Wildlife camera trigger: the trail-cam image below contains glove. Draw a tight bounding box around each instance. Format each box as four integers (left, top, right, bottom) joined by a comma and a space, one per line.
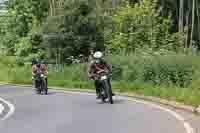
88, 74, 96, 80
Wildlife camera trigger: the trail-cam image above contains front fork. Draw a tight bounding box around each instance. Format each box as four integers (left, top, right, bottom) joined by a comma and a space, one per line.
102, 79, 111, 97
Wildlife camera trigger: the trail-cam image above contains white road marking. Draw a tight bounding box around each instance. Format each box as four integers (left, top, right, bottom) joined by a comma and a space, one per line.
0, 103, 5, 114
0, 97, 15, 120
124, 97, 195, 133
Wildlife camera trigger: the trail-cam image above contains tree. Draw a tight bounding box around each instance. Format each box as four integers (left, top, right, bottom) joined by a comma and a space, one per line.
158, 0, 200, 48
190, 0, 195, 48
106, 0, 184, 53
42, 0, 105, 63
1, 0, 49, 58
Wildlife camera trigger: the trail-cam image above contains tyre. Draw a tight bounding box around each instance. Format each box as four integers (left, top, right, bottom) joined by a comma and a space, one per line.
101, 95, 106, 103
105, 80, 113, 104
42, 79, 48, 95
44, 88, 48, 95
36, 88, 41, 94
35, 80, 41, 94
100, 88, 106, 103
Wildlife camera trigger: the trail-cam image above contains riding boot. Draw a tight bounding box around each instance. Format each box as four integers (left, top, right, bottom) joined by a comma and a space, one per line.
45, 78, 48, 89
108, 78, 115, 96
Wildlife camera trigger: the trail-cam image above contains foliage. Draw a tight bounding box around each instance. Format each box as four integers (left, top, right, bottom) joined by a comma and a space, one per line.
106, 0, 184, 53
42, 0, 105, 63
0, 0, 49, 60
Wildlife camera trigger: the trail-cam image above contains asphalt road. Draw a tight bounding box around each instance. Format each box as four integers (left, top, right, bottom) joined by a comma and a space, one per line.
0, 85, 188, 133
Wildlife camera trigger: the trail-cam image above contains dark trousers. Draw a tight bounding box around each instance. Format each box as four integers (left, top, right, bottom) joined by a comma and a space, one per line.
45, 78, 48, 88
95, 80, 101, 96
34, 80, 40, 89
95, 79, 112, 96
34, 78, 48, 89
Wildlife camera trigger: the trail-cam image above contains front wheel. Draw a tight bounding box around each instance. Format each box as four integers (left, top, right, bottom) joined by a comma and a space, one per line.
36, 89, 41, 94
41, 79, 48, 95
35, 80, 41, 94
104, 80, 113, 104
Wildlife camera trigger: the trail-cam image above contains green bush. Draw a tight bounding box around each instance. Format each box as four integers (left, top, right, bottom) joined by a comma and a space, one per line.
107, 53, 195, 87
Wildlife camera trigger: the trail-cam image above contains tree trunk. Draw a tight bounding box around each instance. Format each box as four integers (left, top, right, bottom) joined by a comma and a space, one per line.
49, 0, 53, 16
179, 0, 184, 33
161, 0, 165, 16
185, 10, 190, 48
49, 0, 56, 16
52, 0, 56, 16
196, 0, 200, 41
190, 0, 195, 48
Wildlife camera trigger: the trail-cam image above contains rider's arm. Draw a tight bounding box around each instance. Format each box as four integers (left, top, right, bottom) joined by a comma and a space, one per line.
32, 66, 37, 75
88, 61, 97, 79
44, 65, 48, 75
88, 62, 93, 77
102, 60, 112, 71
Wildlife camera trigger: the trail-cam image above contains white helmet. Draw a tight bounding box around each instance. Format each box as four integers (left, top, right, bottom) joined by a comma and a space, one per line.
93, 51, 103, 59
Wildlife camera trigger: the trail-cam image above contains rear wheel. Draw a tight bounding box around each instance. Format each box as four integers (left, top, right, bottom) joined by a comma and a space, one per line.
44, 87, 48, 95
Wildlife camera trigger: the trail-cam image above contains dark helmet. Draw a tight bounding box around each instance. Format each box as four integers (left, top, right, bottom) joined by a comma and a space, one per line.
41, 60, 48, 65
32, 59, 37, 65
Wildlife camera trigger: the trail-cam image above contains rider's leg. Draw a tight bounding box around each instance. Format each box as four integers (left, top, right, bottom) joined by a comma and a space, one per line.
35, 80, 40, 93
45, 77, 48, 88
34, 79, 37, 88
32, 79, 35, 88
108, 78, 115, 96
95, 80, 101, 99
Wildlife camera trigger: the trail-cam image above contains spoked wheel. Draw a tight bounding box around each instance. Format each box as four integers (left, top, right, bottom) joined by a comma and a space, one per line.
101, 94, 107, 103
100, 88, 106, 103
44, 88, 48, 95
104, 80, 113, 104
44, 87, 48, 95
36, 88, 41, 94
41, 79, 48, 95
35, 80, 41, 94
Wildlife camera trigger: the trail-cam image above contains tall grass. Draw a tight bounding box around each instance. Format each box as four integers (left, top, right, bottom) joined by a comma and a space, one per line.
0, 53, 199, 88
107, 53, 195, 87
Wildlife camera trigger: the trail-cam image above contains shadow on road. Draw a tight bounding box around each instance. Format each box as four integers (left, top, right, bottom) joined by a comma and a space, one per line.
96, 98, 125, 105
47, 92, 61, 95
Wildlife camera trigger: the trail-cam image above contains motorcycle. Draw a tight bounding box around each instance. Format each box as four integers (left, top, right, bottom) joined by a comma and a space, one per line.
33, 71, 48, 95
97, 70, 114, 104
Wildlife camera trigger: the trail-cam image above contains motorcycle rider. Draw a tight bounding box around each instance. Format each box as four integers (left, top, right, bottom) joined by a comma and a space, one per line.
88, 51, 114, 99
40, 60, 48, 87
32, 59, 41, 89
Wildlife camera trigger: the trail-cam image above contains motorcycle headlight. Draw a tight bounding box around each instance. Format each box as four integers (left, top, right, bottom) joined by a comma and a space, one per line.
101, 75, 107, 80
41, 74, 44, 77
